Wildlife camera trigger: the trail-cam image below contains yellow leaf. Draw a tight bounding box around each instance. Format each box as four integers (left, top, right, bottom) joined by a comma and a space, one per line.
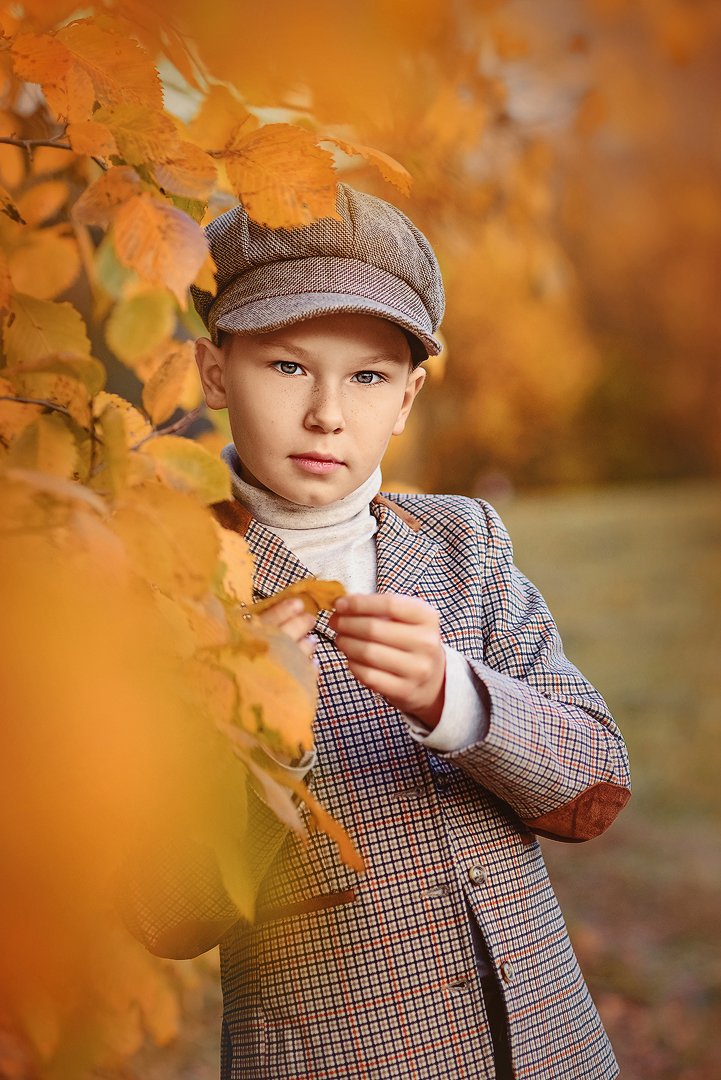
67, 120, 119, 158
0, 375, 42, 443
15, 180, 68, 227
6, 412, 78, 478
152, 140, 218, 200
11, 353, 106, 395
93, 103, 180, 166
105, 289, 176, 368
93, 390, 151, 444
92, 397, 130, 499
56, 19, 163, 110
322, 135, 412, 197
72, 165, 143, 228
212, 626, 316, 751
185, 85, 259, 152
141, 339, 193, 423
8, 227, 81, 300
299, 781, 366, 875
214, 522, 254, 605
3, 294, 91, 365
30, 144, 75, 177
113, 192, 208, 306
111, 483, 219, 599
141, 435, 232, 504
7, 366, 91, 428
222, 123, 339, 228
252, 578, 346, 617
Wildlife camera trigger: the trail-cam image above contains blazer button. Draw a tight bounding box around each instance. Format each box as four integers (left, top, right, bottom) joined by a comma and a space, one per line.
500, 960, 514, 984
435, 774, 450, 793
467, 863, 488, 885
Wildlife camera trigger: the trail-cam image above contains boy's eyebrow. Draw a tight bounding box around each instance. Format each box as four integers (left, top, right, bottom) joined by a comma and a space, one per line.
253, 339, 408, 363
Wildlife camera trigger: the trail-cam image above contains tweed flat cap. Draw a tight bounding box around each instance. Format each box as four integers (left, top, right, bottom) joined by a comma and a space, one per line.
190, 183, 445, 359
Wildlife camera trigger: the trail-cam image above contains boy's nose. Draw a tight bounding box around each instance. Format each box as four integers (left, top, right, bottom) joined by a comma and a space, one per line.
303, 387, 345, 433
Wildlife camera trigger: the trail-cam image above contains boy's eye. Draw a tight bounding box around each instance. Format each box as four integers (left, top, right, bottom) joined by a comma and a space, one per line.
273, 361, 303, 375
352, 371, 384, 385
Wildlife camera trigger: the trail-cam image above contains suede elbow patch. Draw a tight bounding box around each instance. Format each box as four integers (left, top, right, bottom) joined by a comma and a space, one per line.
524, 781, 631, 843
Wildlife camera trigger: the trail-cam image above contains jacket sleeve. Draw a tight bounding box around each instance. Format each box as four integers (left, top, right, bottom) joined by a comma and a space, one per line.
442, 500, 631, 843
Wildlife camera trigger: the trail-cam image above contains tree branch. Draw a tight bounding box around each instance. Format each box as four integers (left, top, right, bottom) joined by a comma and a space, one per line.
0, 136, 108, 171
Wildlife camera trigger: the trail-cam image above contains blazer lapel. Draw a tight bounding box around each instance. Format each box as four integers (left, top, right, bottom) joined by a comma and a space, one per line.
371, 498, 441, 598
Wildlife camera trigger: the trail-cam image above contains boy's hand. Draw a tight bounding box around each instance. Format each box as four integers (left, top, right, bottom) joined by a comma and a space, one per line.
329, 594, 446, 729
257, 598, 317, 658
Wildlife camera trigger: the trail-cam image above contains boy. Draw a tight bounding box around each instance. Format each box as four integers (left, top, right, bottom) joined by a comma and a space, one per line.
128, 184, 631, 1078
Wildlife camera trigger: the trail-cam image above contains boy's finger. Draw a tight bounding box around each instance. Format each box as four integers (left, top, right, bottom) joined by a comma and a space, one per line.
334, 593, 434, 624
334, 616, 437, 653
337, 636, 426, 677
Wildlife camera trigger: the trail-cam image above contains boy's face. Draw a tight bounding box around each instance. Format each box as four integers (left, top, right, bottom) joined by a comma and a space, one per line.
195, 312, 426, 506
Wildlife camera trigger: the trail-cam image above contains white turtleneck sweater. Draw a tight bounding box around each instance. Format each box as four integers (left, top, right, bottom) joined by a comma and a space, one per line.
221, 445, 489, 772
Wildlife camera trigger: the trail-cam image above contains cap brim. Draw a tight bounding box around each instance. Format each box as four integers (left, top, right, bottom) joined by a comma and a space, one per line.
214, 292, 442, 358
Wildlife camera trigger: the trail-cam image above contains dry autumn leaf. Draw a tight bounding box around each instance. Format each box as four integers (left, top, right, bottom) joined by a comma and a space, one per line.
142, 436, 232, 505
321, 135, 413, 197
105, 290, 177, 368
93, 103, 180, 166
222, 123, 340, 228
152, 141, 218, 200
141, 339, 193, 423
3, 294, 91, 365
67, 120, 119, 158
251, 578, 346, 617
113, 192, 208, 306
56, 19, 163, 110
72, 166, 144, 228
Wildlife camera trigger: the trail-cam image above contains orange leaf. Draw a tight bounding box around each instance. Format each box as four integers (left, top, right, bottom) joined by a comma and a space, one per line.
67, 120, 119, 159
56, 20, 163, 110
0, 248, 12, 309
222, 123, 339, 228
93, 103, 180, 166
185, 85, 259, 152
192, 249, 218, 296
322, 136, 413, 197
8, 227, 80, 300
113, 192, 208, 306
152, 140, 218, 200
44, 62, 96, 124
15, 180, 68, 227
252, 578, 346, 617
72, 165, 143, 227
0, 375, 42, 443
10, 32, 71, 88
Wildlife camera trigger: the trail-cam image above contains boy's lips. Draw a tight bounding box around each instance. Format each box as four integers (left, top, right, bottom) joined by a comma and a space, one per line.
290, 453, 345, 475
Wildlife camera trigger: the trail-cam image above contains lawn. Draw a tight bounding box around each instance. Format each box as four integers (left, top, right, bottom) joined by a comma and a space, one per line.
131, 480, 721, 1079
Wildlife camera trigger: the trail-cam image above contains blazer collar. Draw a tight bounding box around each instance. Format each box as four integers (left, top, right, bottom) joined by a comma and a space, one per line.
213, 494, 441, 637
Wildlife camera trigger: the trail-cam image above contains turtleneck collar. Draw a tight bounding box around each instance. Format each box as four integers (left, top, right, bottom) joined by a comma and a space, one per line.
221, 443, 382, 530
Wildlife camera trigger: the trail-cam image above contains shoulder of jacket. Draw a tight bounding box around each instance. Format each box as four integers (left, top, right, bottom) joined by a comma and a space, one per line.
379, 491, 504, 541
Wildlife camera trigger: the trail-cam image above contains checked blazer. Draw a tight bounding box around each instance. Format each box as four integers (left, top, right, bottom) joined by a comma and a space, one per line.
124, 492, 631, 1079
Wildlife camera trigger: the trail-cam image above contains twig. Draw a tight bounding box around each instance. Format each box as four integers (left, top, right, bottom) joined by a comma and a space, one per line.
131, 405, 203, 451
0, 135, 108, 171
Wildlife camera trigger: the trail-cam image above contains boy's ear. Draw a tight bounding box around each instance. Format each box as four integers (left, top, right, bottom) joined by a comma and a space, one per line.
392, 365, 426, 437
194, 337, 227, 410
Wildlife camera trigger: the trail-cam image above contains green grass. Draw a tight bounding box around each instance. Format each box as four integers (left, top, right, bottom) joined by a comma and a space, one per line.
131, 481, 721, 1080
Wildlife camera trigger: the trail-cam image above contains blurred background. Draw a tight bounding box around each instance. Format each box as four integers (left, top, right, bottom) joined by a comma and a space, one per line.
4, 0, 718, 1076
